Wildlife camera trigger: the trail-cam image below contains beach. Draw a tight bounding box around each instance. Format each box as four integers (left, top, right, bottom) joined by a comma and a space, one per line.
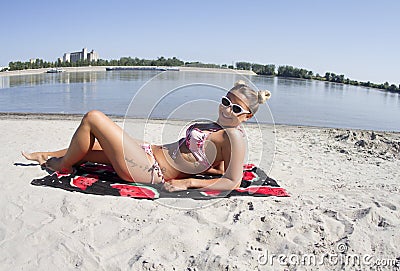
1, 114, 399, 270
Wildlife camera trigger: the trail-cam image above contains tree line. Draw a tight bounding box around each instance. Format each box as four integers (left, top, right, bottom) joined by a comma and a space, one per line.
2, 57, 399, 93
238, 62, 399, 93
3, 56, 185, 71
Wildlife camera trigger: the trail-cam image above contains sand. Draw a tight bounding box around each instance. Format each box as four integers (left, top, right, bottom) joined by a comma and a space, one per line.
1, 114, 399, 270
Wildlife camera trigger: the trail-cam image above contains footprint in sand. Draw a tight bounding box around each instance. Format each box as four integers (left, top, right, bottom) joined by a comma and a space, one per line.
381, 202, 397, 211
320, 209, 354, 242
369, 211, 392, 228
348, 207, 372, 221
280, 212, 294, 228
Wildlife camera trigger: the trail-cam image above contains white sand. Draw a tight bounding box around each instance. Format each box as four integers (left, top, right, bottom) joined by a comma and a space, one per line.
1, 114, 399, 270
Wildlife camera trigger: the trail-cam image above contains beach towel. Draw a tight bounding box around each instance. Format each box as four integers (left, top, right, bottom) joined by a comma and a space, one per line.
31, 163, 289, 199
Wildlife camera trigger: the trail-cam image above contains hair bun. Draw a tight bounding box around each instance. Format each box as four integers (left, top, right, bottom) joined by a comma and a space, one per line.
257, 90, 271, 104
234, 80, 247, 87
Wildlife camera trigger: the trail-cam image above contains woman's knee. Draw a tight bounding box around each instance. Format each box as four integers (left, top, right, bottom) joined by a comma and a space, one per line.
82, 110, 106, 125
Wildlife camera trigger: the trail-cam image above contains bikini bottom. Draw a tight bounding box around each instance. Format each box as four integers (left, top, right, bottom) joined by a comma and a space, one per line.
141, 143, 165, 184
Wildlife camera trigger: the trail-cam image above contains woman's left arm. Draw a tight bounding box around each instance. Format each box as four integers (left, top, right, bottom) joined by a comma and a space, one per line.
202, 161, 224, 175
164, 129, 245, 192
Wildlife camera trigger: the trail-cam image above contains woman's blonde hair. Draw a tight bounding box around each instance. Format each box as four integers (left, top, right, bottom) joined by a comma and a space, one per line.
229, 80, 271, 114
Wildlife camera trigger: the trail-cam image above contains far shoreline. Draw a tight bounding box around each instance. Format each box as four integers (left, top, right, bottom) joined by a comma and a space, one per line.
0, 66, 256, 77
2, 65, 398, 94
1, 112, 399, 133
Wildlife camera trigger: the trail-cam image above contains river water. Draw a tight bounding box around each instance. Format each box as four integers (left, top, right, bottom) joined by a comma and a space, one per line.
0, 70, 399, 131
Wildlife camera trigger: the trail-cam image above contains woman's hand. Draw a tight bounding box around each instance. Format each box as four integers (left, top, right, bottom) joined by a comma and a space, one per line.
163, 179, 191, 192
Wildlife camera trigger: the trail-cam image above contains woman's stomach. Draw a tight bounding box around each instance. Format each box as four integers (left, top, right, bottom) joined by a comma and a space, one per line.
151, 144, 211, 180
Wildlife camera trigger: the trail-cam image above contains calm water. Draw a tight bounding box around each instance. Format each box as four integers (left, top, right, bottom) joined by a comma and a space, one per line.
0, 71, 399, 131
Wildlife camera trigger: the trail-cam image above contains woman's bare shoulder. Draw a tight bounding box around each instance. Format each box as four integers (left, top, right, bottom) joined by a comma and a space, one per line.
222, 127, 244, 138
219, 128, 245, 147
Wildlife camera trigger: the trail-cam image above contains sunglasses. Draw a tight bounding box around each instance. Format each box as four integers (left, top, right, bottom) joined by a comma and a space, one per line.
221, 96, 251, 115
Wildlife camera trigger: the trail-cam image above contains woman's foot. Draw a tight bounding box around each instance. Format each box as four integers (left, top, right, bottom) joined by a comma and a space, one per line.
45, 157, 74, 174
21, 151, 48, 165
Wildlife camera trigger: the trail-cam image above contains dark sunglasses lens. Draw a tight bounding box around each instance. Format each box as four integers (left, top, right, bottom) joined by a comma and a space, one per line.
232, 105, 242, 114
221, 97, 230, 106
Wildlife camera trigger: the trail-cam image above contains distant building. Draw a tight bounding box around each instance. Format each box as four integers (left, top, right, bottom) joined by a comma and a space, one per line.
87, 50, 99, 62
62, 48, 99, 63
63, 53, 70, 63
30, 58, 38, 64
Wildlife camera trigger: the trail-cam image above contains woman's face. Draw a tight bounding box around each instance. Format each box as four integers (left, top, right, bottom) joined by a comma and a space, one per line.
217, 91, 252, 127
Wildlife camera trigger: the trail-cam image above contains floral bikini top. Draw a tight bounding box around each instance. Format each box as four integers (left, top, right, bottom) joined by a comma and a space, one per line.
172, 123, 223, 168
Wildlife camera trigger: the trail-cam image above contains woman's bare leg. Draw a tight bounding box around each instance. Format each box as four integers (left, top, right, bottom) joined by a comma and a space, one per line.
22, 141, 110, 165
42, 110, 156, 183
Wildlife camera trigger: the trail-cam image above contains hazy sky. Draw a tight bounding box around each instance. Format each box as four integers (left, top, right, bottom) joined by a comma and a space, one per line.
1, 0, 399, 84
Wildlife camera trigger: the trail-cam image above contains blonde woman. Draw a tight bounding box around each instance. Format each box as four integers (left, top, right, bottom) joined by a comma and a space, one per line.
23, 81, 270, 192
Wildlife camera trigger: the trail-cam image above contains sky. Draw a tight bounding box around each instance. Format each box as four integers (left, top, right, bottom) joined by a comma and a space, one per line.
1, 0, 399, 84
